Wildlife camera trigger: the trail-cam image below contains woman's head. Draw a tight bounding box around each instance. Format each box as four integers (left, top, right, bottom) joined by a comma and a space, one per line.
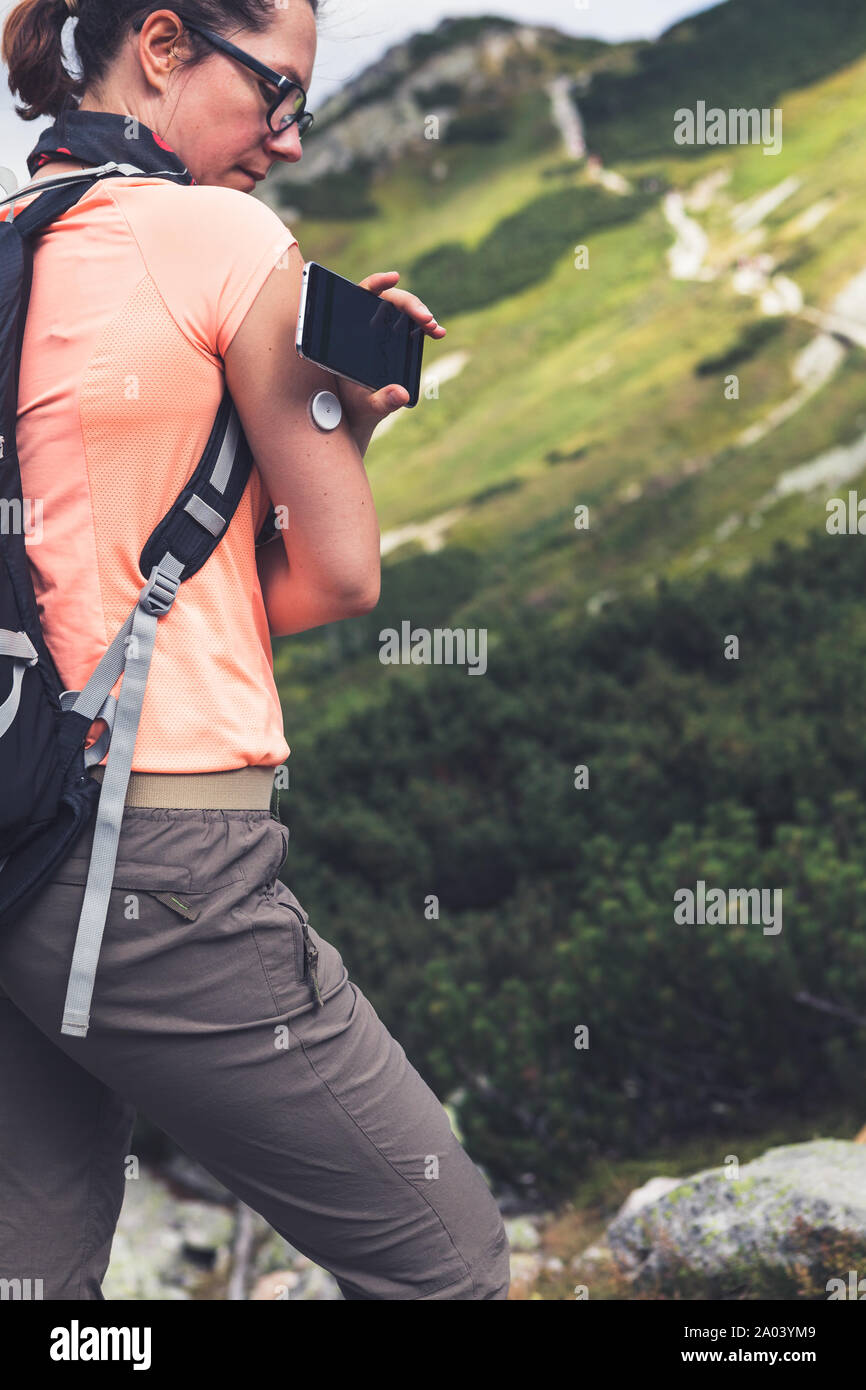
2, 1, 319, 189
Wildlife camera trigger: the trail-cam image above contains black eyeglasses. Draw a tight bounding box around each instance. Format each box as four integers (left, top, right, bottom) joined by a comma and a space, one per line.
135, 17, 314, 138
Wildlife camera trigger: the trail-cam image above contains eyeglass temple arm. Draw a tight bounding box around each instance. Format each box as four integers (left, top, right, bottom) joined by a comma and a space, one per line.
182, 21, 306, 99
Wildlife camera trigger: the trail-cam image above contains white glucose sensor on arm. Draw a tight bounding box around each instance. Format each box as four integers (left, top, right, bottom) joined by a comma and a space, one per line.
308, 390, 342, 432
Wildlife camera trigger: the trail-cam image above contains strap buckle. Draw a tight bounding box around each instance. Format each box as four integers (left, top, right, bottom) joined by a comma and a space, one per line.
140, 565, 180, 617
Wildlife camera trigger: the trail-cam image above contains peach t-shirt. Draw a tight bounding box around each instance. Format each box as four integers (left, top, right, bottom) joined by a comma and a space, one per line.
2, 174, 296, 772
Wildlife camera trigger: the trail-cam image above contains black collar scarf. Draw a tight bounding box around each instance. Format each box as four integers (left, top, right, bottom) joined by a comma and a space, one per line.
27, 102, 196, 186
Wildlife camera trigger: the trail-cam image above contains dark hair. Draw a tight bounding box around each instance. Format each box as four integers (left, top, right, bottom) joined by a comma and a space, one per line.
3, 0, 319, 122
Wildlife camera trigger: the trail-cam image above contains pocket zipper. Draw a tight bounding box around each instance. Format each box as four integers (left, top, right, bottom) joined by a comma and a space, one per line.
282, 902, 324, 1008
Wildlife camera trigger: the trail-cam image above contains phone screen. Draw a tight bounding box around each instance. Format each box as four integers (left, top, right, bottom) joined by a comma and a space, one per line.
298, 262, 424, 407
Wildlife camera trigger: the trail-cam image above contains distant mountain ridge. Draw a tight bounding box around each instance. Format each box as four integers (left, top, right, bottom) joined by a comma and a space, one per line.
581, 0, 866, 160
270, 15, 610, 191
263, 0, 866, 639
271, 0, 866, 201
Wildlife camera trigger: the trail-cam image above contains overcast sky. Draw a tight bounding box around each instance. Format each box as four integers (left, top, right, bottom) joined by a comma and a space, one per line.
1, 0, 719, 185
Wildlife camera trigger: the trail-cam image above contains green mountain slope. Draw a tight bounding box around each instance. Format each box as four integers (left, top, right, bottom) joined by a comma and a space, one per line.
581, 0, 866, 161
255, 5, 866, 1194
267, 4, 866, 719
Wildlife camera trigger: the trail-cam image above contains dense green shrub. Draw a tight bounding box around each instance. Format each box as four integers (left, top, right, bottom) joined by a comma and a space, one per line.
408, 184, 651, 316
277, 160, 379, 220
408, 16, 517, 66
580, 0, 866, 161
280, 532, 866, 1197
444, 109, 509, 144
694, 319, 786, 376
411, 82, 462, 110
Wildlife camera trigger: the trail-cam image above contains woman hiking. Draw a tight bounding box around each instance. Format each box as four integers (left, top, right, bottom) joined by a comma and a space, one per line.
0, 0, 510, 1301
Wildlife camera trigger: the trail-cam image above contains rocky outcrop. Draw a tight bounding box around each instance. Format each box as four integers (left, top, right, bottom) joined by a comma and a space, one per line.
605, 1140, 866, 1295
267, 20, 575, 195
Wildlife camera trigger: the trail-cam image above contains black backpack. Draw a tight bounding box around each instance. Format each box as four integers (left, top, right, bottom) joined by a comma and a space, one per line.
0, 162, 275, 1038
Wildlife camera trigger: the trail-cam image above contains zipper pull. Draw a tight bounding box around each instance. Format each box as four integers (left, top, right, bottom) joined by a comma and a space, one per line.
302, 920, 324, 1007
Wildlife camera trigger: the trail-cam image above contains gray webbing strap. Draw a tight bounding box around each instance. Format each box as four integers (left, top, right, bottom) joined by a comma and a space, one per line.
209, 407, 239, 494
0, 161, 147, 212
60, 554, 184, 1038
0, 162, 147, 213
0, 664, 26, 740
0, 629, 38, 660
83, 694, 119, 769
184, 493, 226, 536
59, 689, 119, 769
68, 611, 136, 723
66, 553, 184, 727
0, 630, 38, 738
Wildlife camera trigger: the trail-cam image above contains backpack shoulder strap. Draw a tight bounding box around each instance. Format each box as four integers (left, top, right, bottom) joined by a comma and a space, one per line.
0, 164, 152, 720
0, 162, 256, 1037
0, 162, 147, 225
0, 171, 142, 717
59, 393, 255, 1038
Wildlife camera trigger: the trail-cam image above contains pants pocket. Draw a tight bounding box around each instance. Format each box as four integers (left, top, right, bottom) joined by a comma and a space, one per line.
251, 892, 308, 1015
250, 863, 349, 1017
279, 900, 324, 1007
278, 900, 308, 983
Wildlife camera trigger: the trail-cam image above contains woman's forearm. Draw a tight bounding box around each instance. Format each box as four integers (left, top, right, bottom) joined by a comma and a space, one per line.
255, 526, 380, 638
350, 422, 377, 458
251, 412, 381, 616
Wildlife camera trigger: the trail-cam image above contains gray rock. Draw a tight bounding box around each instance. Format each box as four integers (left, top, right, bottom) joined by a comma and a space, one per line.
291, 1265, 343, 1301
103, 1168, 192, 1300
504, 1215, 542, 1251
614, 1175, 685, 1222
571, 1243, 613, 1270
251, 1226, 347, 1298
250, 1269, 302, 1300
248, 1265, 342, 1301
254, 1229, 312, 1276
266, 20, 555, 192
176, 1200, 236, 1255
509, 1251, 545, 1291
606, 1139, 866, 1292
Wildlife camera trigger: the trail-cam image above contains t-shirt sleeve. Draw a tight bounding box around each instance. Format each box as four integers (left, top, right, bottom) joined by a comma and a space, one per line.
214, 201, 299, 359
113, 182, 298, 366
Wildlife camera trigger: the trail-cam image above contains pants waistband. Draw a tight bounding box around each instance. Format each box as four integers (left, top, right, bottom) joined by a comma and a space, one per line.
88, 765, 277, 810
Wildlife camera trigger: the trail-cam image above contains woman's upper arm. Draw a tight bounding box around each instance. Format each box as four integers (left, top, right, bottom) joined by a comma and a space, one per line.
224, 242, 362, 505
223, 242, 379, 604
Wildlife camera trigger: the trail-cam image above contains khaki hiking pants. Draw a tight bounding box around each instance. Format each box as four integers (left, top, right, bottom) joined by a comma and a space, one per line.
0, 793, 510, 1300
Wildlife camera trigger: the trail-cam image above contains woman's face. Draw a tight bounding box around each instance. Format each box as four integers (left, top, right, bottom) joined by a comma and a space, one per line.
154, 3, 317, 190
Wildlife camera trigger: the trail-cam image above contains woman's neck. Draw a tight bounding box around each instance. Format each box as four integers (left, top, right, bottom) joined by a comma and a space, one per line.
29, 159, 89, 183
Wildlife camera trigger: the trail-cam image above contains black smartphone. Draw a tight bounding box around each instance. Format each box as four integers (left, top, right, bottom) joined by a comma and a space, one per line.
295, 261, 425, 408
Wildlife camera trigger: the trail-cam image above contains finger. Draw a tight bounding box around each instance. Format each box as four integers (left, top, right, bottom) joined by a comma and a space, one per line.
379, 289, 444, 333
344, 384, 407, 421
360, 280, 442, 331
358, 271, 400, 291
357, 276, 445, 336
378, 287, 432, 318
373, 384, 410, 413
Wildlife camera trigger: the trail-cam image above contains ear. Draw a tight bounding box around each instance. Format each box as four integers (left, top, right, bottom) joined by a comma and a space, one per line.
136, 11, 191, 93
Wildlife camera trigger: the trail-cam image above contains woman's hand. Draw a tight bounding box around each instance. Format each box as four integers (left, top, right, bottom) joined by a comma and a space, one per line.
334, 271, 446, 453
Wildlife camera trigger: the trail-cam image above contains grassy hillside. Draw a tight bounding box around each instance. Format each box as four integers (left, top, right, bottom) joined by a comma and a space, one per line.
256, 4, 866, 1196
581, 0, 866, 161
269, 10, 866, 729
